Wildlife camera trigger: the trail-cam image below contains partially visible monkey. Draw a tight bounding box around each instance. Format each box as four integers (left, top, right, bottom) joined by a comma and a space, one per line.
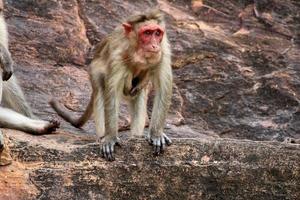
0, 2, 59, 151
50, 10, 173, 161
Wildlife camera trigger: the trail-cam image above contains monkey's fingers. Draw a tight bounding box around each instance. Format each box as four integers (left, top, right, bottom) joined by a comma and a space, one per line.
146, 134, 152, 145
107, 144, 115, 161
164, 134, 172, 146
153, 137, 164, 156
101, 143, 115, 161
150, 133, 172, 156
152, 137, 165, 156
101, 144, 110, 161
35, 119, 60, 135
153, 139, 163, 156
45, 119, 60, 133
100, 137, 121, 161
50, 119, 61, 128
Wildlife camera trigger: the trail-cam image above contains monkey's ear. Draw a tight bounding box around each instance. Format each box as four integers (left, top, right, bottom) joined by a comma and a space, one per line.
122, 23, 133, 36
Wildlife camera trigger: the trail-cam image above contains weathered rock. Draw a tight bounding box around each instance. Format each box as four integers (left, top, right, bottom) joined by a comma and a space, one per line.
0, 130, 299, 200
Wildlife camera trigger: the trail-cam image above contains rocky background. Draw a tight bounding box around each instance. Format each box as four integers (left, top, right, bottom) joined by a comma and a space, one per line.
0, 0, 299, 199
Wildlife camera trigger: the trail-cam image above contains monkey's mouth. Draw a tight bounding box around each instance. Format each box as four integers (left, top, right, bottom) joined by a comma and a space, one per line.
144, 51, 161, 58
145, 50, 160, 53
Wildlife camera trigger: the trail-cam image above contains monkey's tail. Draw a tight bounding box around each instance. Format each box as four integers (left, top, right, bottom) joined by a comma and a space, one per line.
49, 98, 93, 128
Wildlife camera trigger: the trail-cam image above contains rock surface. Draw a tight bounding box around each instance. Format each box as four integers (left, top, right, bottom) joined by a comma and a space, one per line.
1, 130, 300, 200
0, 0, 300, 199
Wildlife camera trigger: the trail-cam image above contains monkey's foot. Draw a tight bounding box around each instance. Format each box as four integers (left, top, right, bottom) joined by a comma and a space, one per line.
39, 119, 60, 134
100, 136, 121, 161
147, 133, 172, 156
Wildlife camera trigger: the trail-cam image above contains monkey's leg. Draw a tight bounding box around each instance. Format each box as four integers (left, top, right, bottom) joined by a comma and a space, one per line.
129, 89, 148, 137
2, 76, 34, 118
0, 107, 59, 134
100, 90, 121, 161
148, 66, 173, 155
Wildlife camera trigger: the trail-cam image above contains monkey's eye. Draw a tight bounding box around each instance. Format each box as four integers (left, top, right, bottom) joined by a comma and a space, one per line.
144, 30, 152, 35
155, 30, 162, 36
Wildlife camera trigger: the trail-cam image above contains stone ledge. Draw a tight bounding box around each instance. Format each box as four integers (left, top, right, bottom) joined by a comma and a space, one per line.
0, 130, 299, 200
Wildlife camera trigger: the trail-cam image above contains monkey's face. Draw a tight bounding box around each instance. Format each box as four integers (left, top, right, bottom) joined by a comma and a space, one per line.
138, 24, 164, 54
137, 23, 164, 65
123, 21, 165, 66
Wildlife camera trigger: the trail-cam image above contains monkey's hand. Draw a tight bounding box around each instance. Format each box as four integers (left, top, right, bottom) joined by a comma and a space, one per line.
147, 133, 172, 156
100, 136, 121, 161
0, 44, 13, 81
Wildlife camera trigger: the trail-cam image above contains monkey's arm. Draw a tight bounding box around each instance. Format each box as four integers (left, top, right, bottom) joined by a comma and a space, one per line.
148, 63, 173, 155
0, 43, 13, 81
100, 71, 122, 161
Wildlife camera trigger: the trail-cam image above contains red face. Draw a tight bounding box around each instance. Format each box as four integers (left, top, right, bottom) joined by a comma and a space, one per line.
138, 24, 164, 53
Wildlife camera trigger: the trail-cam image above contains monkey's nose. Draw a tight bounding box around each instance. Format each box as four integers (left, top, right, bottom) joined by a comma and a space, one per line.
2, 70, 13, 81
152, 45, 158, 49
150, 45, 160, 52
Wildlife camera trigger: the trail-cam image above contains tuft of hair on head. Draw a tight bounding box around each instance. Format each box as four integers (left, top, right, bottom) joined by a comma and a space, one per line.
126, 9, 164, 25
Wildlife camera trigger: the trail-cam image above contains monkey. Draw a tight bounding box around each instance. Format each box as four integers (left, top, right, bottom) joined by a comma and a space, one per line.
50, 9, 173, 161
0, 3, 59, 151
